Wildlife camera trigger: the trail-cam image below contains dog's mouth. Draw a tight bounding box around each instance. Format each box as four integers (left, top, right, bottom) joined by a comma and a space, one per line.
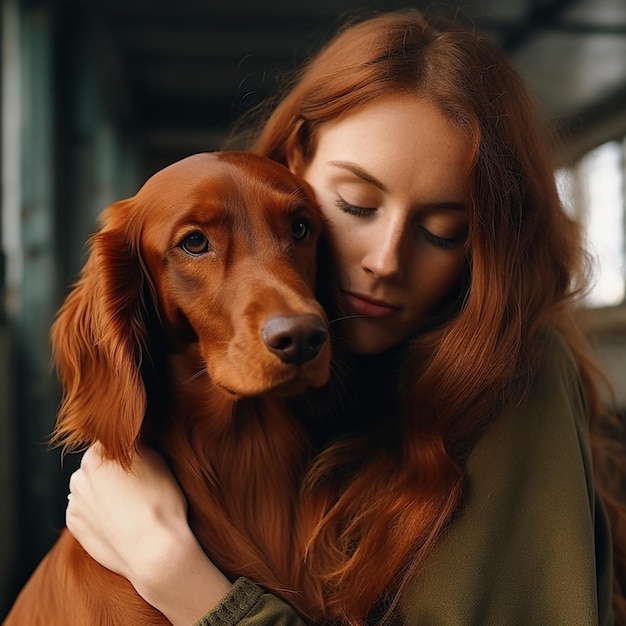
267, 375, 313, 398
261, 362, 330, 397
210, 379, 246, 400
213, 369, 321, 401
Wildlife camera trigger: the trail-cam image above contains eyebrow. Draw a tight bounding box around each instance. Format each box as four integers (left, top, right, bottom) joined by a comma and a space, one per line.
329, 160, 466, 212
329, 160, 387, 192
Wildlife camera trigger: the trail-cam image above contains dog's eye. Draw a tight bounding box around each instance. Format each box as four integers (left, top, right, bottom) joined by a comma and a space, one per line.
180, 232, 209, 256
291, 218, 311, 242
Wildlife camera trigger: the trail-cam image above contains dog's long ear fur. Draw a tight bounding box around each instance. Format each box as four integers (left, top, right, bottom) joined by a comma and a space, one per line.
51, 199, 152, 468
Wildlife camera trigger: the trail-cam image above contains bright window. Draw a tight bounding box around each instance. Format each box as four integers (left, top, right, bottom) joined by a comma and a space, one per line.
558, 139, 626, 308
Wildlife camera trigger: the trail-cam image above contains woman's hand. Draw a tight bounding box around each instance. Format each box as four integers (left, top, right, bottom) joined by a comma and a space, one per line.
66, 443, 232, 626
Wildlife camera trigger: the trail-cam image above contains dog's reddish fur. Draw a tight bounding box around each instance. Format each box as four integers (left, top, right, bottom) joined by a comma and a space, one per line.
5, 152, 331, 625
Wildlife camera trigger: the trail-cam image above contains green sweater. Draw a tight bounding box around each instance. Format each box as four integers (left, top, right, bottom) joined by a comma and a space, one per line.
196, 332, 614, 625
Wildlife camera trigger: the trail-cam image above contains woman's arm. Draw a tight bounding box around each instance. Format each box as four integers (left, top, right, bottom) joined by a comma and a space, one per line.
66, 444, 232, 625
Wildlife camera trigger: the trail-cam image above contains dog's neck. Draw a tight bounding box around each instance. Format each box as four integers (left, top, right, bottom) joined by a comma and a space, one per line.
140, 342, 311, 592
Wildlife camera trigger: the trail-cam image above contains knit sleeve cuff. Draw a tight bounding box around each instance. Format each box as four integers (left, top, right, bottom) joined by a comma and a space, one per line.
194, 577, 264, 626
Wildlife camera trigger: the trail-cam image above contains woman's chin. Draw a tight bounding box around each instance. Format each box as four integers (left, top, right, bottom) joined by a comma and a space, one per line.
340, 324, 402, 356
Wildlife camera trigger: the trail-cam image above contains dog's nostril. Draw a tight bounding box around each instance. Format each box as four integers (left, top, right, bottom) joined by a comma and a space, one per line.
307, 329, 329, 357
275, 336, 294, 351
262, 314, 328, 365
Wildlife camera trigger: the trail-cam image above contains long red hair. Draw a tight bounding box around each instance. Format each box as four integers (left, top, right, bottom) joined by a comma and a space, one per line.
231, 9, 626, 623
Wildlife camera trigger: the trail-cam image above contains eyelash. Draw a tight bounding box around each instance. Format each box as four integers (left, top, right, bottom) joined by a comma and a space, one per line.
336, 197, 464, 250
336, 197, 374, 217
420, 229, 463, 250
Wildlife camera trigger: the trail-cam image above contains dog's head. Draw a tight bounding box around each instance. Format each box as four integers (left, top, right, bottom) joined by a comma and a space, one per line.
51, 152, 331, 464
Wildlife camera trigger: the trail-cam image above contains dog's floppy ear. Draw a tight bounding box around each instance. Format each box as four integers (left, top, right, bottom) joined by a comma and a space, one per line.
51, 199, 152, 468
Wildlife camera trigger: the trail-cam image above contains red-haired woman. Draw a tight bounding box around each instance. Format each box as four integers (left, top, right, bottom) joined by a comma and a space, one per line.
66, 9, 625, 625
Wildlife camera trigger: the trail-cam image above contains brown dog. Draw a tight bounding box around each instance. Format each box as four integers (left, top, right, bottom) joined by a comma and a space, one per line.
5, 152, 331, 625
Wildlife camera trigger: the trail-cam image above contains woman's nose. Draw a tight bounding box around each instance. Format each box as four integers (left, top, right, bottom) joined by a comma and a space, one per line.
362, 224, 404, 278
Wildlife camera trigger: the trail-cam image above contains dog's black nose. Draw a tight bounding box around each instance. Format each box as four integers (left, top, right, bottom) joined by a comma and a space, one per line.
262, 314, 328, 365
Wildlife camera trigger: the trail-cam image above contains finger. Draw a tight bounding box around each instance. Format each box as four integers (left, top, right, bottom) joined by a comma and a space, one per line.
68, 466, 85, 497
65, 493, 79, 533
81, 443, 105, 472
68, 469, 77, 491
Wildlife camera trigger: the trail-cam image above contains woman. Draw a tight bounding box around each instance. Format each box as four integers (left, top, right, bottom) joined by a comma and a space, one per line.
66, 9, 625, 625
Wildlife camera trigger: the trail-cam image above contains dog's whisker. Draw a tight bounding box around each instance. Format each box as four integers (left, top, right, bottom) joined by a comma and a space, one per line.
184, 368, 209, 384
329, 314, 368, 324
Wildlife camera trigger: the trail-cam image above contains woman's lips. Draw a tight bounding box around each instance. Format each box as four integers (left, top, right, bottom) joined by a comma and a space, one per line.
343, 291, 400, 318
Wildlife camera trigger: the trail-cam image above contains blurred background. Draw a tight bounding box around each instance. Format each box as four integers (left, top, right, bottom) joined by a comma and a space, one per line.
1, 0, 625, 616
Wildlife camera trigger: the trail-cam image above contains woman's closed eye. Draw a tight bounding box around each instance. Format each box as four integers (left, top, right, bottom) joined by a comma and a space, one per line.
419, 227, 466, 250
336, 197, 376, 217
417, 211, 468, 250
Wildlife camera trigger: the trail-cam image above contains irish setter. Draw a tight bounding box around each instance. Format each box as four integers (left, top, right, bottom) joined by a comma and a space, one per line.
5, 152, 332, 625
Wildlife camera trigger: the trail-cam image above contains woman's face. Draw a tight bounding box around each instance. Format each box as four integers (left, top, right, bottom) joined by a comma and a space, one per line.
288, 95, 472, 355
